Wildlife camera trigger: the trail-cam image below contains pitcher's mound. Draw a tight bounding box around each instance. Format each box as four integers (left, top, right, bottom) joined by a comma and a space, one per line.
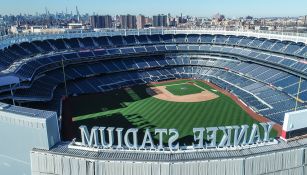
146, 86, 219, 102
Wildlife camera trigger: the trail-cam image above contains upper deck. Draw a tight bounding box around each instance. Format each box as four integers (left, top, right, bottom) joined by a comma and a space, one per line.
1, 29, 307, 50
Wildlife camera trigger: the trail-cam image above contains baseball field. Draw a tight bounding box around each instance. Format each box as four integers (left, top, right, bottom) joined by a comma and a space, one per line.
64, 79, 278, 145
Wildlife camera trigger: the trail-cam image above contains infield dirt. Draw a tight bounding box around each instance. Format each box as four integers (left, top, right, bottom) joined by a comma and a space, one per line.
146, 83, 219, 103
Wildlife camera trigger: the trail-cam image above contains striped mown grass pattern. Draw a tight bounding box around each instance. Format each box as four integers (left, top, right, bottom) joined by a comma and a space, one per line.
71, 80, 277, 144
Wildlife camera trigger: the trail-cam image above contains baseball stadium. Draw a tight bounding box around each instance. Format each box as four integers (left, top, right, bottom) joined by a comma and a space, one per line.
1, 29, 307, 175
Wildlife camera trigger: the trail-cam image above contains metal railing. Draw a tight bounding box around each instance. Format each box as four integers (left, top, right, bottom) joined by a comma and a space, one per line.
1, 28, 307, 49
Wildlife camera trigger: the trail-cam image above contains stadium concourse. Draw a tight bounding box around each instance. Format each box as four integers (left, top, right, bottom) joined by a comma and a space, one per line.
0, 29, 307, 175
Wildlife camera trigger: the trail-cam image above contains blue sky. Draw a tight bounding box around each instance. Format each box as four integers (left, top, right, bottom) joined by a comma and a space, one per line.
0, 0, 306, 17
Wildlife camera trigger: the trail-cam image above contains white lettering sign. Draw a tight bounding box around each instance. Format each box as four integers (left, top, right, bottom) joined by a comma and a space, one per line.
78, 122, 275, 150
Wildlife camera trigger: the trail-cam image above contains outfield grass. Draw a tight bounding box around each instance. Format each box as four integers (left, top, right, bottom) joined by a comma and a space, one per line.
165, 83, 203, 96
69, 79, 277, 144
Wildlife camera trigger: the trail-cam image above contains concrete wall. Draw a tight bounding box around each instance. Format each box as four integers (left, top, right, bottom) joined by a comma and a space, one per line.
31, 148, 306, 175
0, 110, 60, 175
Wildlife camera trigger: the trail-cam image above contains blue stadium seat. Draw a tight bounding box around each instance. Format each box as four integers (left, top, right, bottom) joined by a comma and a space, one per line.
93, 37, 111, 47
48, 39, 67, 50
214, 35, 228, 44
147, 34, 161, 44
135, 35, 150, 44
78, 50, 94, 58
124, 35, 137, 45
187, 34, 200, 43
63, 38, 81, 49
159, 34, 173, 43
226, 35, 241, 45
32, 40, 54, 52
109, 36, 125, 46
174, 34, 187, 43
200, 34, 214, 43
249, 38, 266, 48
79, 37, 95, 48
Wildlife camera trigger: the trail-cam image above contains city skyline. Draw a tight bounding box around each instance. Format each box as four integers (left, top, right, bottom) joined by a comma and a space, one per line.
0, 0, 306, 17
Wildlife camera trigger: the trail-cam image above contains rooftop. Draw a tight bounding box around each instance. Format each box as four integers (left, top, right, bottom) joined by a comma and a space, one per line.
33, 138, 307, 162
0, 102, 56, 119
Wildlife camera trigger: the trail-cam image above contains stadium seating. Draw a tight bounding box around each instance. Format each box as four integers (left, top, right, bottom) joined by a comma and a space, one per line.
0, 33, 306, 125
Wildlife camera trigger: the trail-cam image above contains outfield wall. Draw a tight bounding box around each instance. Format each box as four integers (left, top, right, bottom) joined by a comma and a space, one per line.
31, 146, 307, 175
